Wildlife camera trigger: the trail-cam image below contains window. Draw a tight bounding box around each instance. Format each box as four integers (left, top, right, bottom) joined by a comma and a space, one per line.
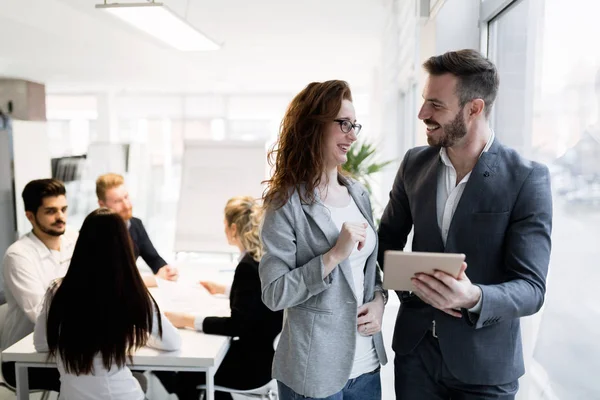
486, 1, 600, 398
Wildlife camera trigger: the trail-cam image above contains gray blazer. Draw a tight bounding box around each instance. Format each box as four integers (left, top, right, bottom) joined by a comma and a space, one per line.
260, 177, 388, 398
378, 139, 553, 386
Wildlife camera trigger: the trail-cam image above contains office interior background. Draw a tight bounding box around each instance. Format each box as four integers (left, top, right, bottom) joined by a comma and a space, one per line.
1, 0, 599, 399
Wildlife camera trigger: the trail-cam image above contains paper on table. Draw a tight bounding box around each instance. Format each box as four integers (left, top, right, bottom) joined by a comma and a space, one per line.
154, 279, 230, 317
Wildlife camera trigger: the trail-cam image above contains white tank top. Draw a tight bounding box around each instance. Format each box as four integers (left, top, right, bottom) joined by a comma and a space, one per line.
326, 196, 380, 379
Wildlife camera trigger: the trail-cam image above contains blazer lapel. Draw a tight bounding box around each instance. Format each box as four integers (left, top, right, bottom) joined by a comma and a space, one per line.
301, 201, 338, 248
347, 181, 375, 231
445, 140, 501, 249
300, 182, 358, 300
414, 153, 445, 250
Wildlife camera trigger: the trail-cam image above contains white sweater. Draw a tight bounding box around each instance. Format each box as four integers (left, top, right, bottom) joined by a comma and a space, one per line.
34, 297, 181, 400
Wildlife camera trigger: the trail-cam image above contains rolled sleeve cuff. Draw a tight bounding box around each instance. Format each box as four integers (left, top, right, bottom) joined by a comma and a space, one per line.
194, 316, 205, 332
301, 255, 332, 296
468, 287, 483, 314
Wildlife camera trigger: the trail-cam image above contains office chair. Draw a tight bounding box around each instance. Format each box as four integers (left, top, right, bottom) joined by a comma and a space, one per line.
197, 333, 281, 399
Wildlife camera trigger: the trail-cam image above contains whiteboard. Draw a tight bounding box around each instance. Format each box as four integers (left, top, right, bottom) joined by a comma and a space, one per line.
174, 140, 267, 253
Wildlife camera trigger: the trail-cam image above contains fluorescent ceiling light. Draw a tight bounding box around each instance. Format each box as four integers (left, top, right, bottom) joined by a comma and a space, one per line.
96, 2, 220, 51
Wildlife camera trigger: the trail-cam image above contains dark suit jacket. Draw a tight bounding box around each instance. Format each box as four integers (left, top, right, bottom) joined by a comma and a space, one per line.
128, 217, 167, 274
378, 139, 552, 386
203, 253, 283, 389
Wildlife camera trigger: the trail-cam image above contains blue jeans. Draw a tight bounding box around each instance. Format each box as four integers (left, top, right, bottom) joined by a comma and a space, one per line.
277, 368, 381, 400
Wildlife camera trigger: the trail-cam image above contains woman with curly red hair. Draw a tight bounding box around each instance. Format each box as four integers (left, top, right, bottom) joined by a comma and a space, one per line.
259, 80, 388, 400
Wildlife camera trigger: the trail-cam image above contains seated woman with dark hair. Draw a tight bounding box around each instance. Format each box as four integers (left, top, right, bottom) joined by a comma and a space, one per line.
156, 196, 283, 400
34, 208, 181, 400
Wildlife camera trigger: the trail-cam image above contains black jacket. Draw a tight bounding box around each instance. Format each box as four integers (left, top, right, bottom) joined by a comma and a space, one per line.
128, 217, 167, 274
203, 253, 283, 389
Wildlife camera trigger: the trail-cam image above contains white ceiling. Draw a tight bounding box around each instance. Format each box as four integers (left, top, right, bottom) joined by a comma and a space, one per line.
0, 0, 386, 94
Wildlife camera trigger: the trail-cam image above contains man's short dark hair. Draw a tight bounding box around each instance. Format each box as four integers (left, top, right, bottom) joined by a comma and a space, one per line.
22, 179, 66, 214
423, 49, 499, 117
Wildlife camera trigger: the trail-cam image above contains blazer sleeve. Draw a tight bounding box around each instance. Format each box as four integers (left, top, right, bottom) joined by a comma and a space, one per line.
377, 150, 414, 269
134, 219, 168, 274
259, 201, 332, 311
203, 258, 276, 337
469, 164, 553, 329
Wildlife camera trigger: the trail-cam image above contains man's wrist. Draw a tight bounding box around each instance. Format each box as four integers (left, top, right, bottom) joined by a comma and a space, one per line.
465, 285, 482, 310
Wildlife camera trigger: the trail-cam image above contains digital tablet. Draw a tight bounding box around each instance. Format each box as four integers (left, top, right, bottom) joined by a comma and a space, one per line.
382, 251, 465, 291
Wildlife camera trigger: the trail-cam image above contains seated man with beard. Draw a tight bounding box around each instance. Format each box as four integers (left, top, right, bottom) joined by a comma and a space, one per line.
1, 179, 78, 391
95, 173, 179, 287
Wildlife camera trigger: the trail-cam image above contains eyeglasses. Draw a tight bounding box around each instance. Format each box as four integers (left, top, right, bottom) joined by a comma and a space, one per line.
333, 119, 362, 136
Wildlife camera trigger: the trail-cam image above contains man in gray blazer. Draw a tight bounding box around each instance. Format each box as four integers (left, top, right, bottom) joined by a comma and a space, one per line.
378, 49, 552, 399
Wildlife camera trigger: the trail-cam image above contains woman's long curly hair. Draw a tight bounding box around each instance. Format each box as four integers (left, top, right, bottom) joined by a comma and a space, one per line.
263, 80, 353, 209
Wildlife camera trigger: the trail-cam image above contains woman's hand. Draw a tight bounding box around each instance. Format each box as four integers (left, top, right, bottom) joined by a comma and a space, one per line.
142, 275, 157, 288
356, 292, 385, 336
323, 222, 367, 276
200, 281, 227, 295
164, 311, 195, 329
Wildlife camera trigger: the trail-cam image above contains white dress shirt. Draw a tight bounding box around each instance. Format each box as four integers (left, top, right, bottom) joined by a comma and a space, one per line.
1, 230, 78, 349
436, 131, 495, 314
34, 294, 181, 400
326, 197, 380, 379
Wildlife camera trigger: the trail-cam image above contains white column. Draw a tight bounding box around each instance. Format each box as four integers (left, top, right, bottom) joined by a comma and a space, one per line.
96, 92, 118, 142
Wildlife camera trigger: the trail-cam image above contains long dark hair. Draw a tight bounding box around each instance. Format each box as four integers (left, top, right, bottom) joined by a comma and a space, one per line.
263, 80, 353, 209
45, 208, 162, 375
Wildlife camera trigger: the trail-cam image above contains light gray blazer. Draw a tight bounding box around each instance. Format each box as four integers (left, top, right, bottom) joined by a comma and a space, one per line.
259, 177, 388, 398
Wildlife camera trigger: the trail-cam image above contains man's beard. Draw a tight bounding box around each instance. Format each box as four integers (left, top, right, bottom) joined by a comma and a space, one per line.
35, 216, 65, 237
426, 108, 467, 148
120, 208, 133, 221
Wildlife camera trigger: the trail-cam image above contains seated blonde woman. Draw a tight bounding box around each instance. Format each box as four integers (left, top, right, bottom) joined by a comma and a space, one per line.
156, 196, 283, 400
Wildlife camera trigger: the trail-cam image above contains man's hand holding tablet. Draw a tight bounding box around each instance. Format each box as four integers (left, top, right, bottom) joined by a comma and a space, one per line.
383, 251, 482, 318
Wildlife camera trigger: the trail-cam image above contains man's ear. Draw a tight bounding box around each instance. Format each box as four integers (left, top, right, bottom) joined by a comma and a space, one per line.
468, 99, 485, 119
98, 199, 105, 208
25, 211, 35, 225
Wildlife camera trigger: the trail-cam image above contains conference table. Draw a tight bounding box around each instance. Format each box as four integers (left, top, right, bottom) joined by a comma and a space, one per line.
2, 261, 235, 400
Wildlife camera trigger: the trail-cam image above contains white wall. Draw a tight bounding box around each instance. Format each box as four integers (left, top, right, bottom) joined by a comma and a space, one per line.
435, 0, 481, 53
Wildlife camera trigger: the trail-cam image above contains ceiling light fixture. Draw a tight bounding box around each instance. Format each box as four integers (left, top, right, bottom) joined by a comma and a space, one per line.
95, 1, 220, 51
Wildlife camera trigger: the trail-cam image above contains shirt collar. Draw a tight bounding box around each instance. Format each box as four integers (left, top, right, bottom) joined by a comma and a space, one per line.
439, 129, 495, 167
25, 231, 58, 259
25, 229, 76, 260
